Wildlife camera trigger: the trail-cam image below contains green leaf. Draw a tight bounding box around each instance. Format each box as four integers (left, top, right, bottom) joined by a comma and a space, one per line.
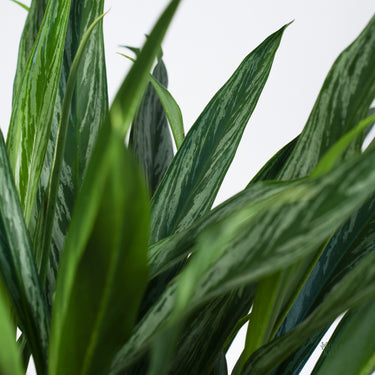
12, 0, 48, 103
311, 297, 375, 375
149, 73, 184, 149
150, 24, 289, 243
247, 13, 375, 362
240, 252, 375, 375
0, 281, 23, 375
248, 136, 298, 185
272, 190, 375, 375
312, 113, 375, 177
279, 14, 375, 180
49, 131, 149, 375
6, 0, 73, 225
111, 146, 375, 373
33, 0, 109, 306
109, 0, 182, 137
32, 9, 107, 296
0, 131, 49, 374
129, 59, 174, 194
212, 352, 228, 375
9, 0, 29, 11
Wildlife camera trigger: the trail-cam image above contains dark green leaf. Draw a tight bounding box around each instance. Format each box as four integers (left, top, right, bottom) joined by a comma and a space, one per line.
279, 14, 375, 180
33, 0, 109, 307
248, 13, 375, 361
48, 131, 149, 375
32, 7, 107, 299
311, 297, 375, 375
130, 59, 174, 194
150, 24, 289, 243
111, 146, 375, 373
0, 131, 49, 374
6, 0, 73, 225
241, 252, 375, 375
248, 136, 298, 185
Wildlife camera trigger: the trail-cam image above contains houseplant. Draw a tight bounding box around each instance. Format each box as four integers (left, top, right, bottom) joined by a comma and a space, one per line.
1, 0, 375, 374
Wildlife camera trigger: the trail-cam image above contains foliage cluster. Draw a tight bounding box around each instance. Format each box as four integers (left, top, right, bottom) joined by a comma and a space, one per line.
1, 1, 375, 374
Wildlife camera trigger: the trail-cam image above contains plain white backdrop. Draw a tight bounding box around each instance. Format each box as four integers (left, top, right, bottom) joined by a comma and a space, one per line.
1, 1, 374, 374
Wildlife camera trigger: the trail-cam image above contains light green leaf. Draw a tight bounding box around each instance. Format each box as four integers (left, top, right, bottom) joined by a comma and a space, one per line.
12, 0, 47, 102
49, 131, 149, 375
311, 297, 375, 375
0, 281, 23, 375
9, 0, 29, 11
0, 131, 49, 374
109, 0, 182, 137
6, 0, 73, 225
149, 74, 184, 149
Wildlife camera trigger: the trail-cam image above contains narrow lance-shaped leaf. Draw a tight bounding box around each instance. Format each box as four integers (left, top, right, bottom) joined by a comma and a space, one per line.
0, 281, 23, 375
111, 144, 375, 373
49, 130, 149, 375
149, 73, 184, 149
12, 0, 48, 102
33, 10, 107, 297
247, 14, 375, 362
241, 252, 375, 375
129, 58, 174, 194
280, 14, 375, 180
311, 297, 375, 375
0, 131, 49, 374
9, 0, 29, 12
29, 0, 109, 307
150, 23, 290, 244
109, 0, 182, 137
120, 48, 184, 151
6, 0, 73, 225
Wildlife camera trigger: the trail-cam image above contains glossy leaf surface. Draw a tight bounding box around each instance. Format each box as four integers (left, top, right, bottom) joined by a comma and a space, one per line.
0, 131, 49, 373
130, 59, 174, 194
150, 24, 289, 243
6, 0, 72, 225
311, 297, 375, 375
34, 0, 109, 306
111, 145, 375, 373
241, 252, 375, 375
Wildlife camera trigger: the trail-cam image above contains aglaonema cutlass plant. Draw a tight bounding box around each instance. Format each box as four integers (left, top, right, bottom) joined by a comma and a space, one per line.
1, 1, 375, 374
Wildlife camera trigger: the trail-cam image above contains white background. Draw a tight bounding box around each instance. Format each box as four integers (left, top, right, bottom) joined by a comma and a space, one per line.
1, 1, 374, 374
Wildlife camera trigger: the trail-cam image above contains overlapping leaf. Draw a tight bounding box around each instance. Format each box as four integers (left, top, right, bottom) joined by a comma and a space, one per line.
241, 252, 375, 375
130, 59, 174, 194
246, 13, 375, 364
111, 144, 375, 374
150, 24, 289, 243
0, 131, 49, 374
12, 0, 47, 102
0, 281, 23, 375
48, 130, 149, 375
6, 0, 72, 225
311, 297, 375, 375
